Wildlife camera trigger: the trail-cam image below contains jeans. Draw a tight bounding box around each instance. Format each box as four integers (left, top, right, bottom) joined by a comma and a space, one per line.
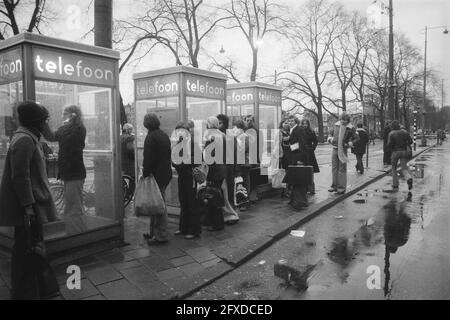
64, 179, 87, 235
150, 184, 169, 241
391, 150, 412, 187
331, 148, 347, 192
355, 153, 364, 173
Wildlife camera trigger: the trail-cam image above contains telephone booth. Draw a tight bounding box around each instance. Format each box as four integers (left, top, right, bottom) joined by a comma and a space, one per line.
226, 82, 282, 187
133, 66, 227, 207
0, 33, 123, 259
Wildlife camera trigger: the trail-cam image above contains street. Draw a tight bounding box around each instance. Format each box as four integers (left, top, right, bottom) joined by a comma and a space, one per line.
190, 142, 450, 300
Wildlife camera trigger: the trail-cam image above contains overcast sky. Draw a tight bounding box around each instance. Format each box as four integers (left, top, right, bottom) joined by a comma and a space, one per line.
48, 0, 449, 105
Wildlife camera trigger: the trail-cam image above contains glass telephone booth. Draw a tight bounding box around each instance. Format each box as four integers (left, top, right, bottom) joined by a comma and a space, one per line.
0, 33, 123, 259
226, 82, 282, 177
133, 66, 227, 207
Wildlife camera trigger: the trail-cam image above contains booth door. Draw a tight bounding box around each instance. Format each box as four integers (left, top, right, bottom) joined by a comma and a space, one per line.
259, 104, 280, 175
36, 80, 118, 240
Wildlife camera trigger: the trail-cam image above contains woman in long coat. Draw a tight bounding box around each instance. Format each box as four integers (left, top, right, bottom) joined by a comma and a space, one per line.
43, 105, 87, 235
172, 121, 201, 239
142, 113, 173, 244
0, 101, 58, 299
301, 119, 320, 194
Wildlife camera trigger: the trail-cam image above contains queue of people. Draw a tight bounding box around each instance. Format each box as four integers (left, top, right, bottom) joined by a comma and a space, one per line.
0, 100, 421, 299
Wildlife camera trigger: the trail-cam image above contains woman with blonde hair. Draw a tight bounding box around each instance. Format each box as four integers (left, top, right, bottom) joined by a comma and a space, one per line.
43, 105, 87, 235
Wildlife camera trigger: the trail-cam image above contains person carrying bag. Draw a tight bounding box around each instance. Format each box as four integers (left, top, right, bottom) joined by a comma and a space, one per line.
134, 175, 166, 217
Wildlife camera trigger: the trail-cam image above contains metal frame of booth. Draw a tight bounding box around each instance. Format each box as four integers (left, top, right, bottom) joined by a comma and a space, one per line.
0, 33, 124, 260
133, 66, 227, 207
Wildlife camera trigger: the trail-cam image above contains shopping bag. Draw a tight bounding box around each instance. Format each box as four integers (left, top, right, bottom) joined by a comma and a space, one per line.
271, 168, 286, 189
134, 175, 166, 216
234, 176, 249, 206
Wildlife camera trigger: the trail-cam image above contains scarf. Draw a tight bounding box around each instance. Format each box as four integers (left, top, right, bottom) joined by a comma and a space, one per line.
338, 122, 348, 164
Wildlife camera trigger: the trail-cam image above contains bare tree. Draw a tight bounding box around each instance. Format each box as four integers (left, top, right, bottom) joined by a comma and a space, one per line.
279, 0, 344, 142
217, 0, 287, 81
328, 11, 372, 112
116, 0, 229, 71
0, 0, 51, 40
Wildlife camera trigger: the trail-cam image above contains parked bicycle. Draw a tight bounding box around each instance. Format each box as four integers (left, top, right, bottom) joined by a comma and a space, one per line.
49, 174, 136, 216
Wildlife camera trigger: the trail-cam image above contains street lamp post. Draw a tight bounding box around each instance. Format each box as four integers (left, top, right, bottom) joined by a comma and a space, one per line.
422, 25, 448, 143
387, 0, 395, 121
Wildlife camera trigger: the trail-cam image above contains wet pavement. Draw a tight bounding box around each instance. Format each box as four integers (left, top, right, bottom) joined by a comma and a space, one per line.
0, 140, 434, 300
191, 143, 450, 300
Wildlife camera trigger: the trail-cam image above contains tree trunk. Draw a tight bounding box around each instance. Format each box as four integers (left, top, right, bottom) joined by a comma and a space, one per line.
250, 48, 258, 81
341, 88, 346, 111
316, 102, 324, 142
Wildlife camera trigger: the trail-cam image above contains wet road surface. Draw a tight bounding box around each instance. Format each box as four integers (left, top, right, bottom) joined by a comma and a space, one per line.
191, 143, 450, 300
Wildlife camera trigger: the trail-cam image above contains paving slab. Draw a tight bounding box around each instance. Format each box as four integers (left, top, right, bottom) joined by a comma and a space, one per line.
59, 278, 99, 300
97, 279, 144, 300
169, 255, 195, 267
85, 265, 123, 286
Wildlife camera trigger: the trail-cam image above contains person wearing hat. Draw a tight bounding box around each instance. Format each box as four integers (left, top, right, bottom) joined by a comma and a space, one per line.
0, 101, 58, 299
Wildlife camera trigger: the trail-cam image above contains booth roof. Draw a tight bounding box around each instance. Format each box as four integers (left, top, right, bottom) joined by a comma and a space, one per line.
0, 32, 120, 60
133, 65, 228, 81
227, 81, 282, 92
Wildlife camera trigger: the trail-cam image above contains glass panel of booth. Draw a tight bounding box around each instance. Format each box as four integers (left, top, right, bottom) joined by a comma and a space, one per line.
35, 80, 117, 239
259, 104, 279, 155
187, 96, 222, 136
135, 97, 179, 175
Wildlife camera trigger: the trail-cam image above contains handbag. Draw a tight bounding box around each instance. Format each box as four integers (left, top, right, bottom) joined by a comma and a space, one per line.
197, 184, 224, 207
134, 175, 166, 216
286, 165, 313, 186
23, 215, 59, 299
271, 168, 286, 189
193, 163, 208, 184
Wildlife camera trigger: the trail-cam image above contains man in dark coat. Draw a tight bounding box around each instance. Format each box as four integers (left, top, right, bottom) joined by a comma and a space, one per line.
142, 113, 172, 244
0, 101, 58, 299
301, 119, 319, 194
352, 123, 369, 174
287, 116, 309, 210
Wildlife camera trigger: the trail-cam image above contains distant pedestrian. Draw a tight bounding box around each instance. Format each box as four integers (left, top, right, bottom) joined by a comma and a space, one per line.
0, 101, 58, 299
121, 123, 135, 178
387, 120, 413, 191
142, 113, 172, 244
300, 119, 319, 194
383, 121, 392, 166
370, 131, 376, 145
352, 123, 369, 174
327, 113, 359, 194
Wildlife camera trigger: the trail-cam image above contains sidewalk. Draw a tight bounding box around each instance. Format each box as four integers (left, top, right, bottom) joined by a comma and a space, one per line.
0, 143, 434, 300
